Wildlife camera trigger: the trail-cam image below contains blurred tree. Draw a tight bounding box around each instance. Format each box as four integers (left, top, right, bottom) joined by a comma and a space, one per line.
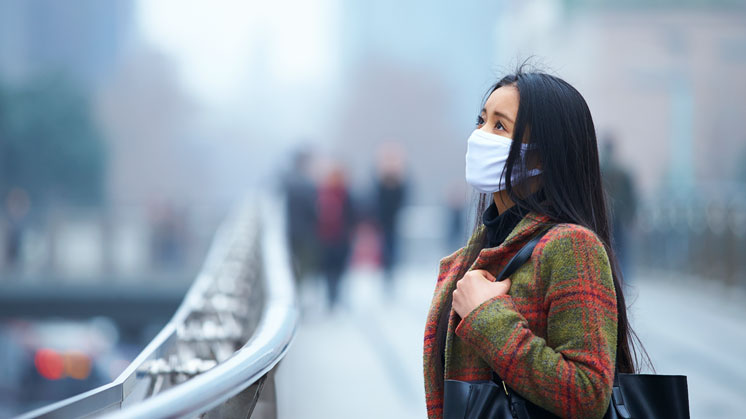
0, 75, 106, 207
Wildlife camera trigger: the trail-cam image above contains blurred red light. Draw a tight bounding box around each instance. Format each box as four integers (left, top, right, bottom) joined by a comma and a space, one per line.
34, 348, 64, 380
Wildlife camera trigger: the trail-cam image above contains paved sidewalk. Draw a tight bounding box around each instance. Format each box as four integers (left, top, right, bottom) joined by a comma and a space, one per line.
626, 271, 746, 419
276, 265, 746, 419
275, 265, 433, 419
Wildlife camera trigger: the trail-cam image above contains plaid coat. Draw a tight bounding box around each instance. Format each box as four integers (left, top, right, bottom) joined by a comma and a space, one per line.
423, 213, 617, 419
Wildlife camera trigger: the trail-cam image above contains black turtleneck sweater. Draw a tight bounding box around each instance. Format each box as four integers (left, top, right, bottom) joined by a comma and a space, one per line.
482, 201, 526, 248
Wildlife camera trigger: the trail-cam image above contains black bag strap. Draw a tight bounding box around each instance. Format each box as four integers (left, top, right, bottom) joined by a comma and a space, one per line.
494, 227, 552, 282
488, 226, 553, 419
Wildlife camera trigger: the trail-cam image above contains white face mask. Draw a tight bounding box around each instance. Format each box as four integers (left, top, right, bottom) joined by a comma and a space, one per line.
464, 129, 541, 193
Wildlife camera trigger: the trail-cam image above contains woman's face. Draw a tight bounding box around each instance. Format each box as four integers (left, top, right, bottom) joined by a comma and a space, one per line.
476, 85, 523, 143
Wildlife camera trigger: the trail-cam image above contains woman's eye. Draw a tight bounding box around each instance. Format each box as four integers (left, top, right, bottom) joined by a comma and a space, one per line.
476, 115, 485, 126
495, 121, 505, 131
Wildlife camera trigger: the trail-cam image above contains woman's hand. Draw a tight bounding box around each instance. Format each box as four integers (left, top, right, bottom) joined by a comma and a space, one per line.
452, 270, 512, 318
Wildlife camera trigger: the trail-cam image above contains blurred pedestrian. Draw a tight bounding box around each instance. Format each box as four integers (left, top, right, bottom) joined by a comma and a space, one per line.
150, 203, 187, 270
3, 188, 30, 271
282, 148, 319, 283
374, 143, 407, 293
601, 136, 637, 281
423, 68, 647, 418
317, 164, 355, 310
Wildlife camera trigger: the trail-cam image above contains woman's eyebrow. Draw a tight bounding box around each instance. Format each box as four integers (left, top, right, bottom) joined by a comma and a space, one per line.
493, 110, 514, 125
480, 108, 515, 125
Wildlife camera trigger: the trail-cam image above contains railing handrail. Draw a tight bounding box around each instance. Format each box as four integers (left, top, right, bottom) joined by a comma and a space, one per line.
102, 198, 297, 418
16, 196, 298, 419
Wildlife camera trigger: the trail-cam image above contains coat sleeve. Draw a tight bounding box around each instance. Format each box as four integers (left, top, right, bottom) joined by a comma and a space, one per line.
454, 225, 618, 419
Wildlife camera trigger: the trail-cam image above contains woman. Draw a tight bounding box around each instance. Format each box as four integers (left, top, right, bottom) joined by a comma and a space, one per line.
423, 68, 644, 418
317, 164, 355, 310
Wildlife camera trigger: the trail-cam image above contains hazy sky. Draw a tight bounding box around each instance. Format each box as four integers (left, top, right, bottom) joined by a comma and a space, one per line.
136, 0, 341, 110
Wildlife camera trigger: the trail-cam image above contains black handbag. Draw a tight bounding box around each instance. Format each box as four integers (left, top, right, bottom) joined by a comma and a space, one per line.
443, 229, 690, 419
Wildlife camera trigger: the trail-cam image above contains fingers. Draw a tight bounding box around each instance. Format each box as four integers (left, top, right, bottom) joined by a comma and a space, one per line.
469, 269, 496, 282
451, 289, 462, 317
494, 277, 511, 289
492, 277, 511, 297
482, 271, 497, 281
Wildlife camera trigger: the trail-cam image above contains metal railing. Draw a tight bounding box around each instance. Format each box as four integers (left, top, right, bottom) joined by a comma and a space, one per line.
17, 197, 298, 419
634, 197, 746, 284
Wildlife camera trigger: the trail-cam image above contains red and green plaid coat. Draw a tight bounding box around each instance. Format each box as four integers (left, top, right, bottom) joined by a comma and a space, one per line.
423, 213, 617, 419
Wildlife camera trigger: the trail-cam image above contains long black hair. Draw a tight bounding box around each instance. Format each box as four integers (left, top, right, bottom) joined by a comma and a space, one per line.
436, 64, 649, 375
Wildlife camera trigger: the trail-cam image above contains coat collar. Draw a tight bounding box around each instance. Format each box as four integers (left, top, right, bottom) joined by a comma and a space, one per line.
470, 212, 552, 272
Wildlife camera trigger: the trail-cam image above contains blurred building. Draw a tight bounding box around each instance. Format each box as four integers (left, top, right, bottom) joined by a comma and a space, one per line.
0, 1, 216, 278
0, 0, 133, 89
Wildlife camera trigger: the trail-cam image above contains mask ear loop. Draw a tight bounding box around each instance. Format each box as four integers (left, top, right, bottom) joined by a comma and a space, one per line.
509, 145, 542, 197
519, 142, 538, 151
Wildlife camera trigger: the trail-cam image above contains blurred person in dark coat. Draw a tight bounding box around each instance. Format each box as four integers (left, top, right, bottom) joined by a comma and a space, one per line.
283, 149, 319, 282
3, 188, 30, 271
317, 164, 355, 310
150, 203, 187, 269
601, 136, 637, 281
374, 143, 407, 293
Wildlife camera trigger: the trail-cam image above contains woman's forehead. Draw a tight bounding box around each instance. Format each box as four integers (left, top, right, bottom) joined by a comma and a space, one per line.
484, 85, 519, 116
